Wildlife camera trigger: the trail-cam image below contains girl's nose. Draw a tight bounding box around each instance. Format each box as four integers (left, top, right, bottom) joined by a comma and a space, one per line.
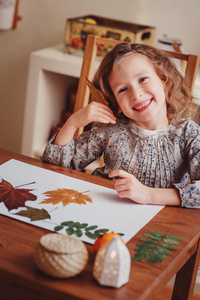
130, 86, 142, 100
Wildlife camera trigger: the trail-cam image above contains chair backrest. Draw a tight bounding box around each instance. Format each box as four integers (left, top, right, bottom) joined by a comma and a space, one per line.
74, 34, 199, 137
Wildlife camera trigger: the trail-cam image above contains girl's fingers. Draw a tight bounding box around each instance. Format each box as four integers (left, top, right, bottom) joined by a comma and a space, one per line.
91, 102, 116, 118
72, 102, 116, 128
87, 102, 116, 124
109, 169, 129, 179
109, 170, 133, 194
113, 179, 128, 193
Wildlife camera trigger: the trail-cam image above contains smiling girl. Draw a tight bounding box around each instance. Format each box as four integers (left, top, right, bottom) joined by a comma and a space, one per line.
43, 43, 200, 208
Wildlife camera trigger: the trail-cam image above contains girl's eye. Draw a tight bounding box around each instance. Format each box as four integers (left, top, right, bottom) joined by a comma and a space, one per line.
118, 87, 127, 94
139, 77, 147, 83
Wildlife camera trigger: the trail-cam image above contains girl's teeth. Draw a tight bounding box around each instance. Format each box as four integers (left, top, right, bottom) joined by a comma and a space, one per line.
135, 100, 151, 110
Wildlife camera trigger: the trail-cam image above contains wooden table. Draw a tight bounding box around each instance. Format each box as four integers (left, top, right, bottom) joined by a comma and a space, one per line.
0, 148, 200, 300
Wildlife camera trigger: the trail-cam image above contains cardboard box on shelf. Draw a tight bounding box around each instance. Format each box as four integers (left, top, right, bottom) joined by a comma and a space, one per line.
64, 15, 156, 59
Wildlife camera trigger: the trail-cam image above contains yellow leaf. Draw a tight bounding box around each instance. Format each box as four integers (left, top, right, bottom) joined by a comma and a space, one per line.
40, 188, 92, 206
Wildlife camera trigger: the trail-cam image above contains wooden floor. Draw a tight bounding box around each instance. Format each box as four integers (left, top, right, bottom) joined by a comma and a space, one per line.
155, 285, 200, 300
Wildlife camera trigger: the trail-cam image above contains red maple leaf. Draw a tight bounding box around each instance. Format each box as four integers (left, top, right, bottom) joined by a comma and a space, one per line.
0, 178, 37, 211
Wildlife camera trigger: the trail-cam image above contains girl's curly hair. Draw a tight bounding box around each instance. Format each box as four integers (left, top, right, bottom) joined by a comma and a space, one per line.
93, 43, 197, 125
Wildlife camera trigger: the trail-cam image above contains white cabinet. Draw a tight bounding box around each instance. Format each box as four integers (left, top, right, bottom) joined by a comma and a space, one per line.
21, 44, 99, 158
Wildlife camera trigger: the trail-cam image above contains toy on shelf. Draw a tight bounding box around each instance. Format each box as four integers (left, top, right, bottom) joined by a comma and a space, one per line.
64, 15, 156, 59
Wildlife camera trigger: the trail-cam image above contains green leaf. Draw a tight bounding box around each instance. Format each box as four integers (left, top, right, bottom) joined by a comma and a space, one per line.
145, 253, 163, 264
85, 225, 98, 231
140, 238, 157, 244
14, 206, 51, 221
152, 250, 166, 260
143, 233, 161, 240
157, 246, 171, 255
135, 244, 155, 249
159, 243, 177, 250
163, 238, 180, 245
149, 231, 164, 238
76, 223, 88, 229
145, 256, 159, 264
166, 235, 182, 241
61, 221, 75, 227
54, 225, 64, 231
136, 243, 154, 247
66, 227, 74, 235
94, 228, 109, 237
132, 230, 182, 264
134, 244, 154, 253
134, 249, 150, 255
85, 231, 96, 239
117, 232, 125, 236
74, 229, 83, 237
132, 252, 147, 261
54, 220, 121, 240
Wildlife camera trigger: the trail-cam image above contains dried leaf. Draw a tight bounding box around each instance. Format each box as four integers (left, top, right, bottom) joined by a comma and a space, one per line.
118, 232, 125, 236
54, 219, 125, 241
143, 233, 161, 240
61, 221, 75, 227
145, 252, 165, 264
156, 246, 171, 255
74, 229, 83, 237
166, 235, 182, 241
86, 77, 108, 105
75, 223, 88, 229
0, 178, 37, 211
163, 238, 180, 245
149, 231, 164, 238
132, 252, 147, 261
94, 228, 109, 237
132, 230, 182, 264
85, 231, 96, 239
14, 206, 51, 221
85, 225, 98, 231
54, 225, 64, 231
41, 188, 93, 206
140, 238, 157, 244
66, 227, 74, 235
159, 243, 177, 250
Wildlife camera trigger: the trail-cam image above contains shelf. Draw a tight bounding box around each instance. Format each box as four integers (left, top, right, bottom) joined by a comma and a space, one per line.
21, 44, 100, 158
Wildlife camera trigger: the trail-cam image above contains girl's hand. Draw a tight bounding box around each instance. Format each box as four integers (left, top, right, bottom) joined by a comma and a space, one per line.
70, 101, 116, 129
109, 169, 150, 204
109, 169, 181, 206
54, 102, 116, 146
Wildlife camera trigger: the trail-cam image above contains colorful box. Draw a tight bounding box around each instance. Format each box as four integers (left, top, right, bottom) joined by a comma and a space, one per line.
64, 15, 156, 59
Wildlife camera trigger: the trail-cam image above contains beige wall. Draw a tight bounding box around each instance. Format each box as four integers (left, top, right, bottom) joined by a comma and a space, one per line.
1, 0, 200, 154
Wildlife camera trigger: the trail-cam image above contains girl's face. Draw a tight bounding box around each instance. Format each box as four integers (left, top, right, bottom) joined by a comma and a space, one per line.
109, 53, 168, 130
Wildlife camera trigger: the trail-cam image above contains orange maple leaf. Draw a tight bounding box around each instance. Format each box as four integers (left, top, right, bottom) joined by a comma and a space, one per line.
40, 188, 93, 206
0, 178, 37, 211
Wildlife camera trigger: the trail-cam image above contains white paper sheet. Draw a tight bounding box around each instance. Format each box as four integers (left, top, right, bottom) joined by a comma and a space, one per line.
0, 159, 164, 244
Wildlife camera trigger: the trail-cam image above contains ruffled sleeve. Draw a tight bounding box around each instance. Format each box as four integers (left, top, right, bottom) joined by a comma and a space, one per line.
173, 121, 200, 208
42, 133, 76, 168
42, 123, 108, 171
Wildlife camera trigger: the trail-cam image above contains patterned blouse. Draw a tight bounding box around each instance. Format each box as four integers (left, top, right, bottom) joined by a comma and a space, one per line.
43, 119, 200, 208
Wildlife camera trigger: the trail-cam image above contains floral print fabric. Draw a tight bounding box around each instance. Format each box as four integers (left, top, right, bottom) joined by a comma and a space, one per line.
43, 119, 200, 208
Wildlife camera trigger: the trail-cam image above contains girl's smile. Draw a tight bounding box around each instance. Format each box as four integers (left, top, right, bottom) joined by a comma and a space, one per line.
132, 98, 152, 111
109, 53, 168, 130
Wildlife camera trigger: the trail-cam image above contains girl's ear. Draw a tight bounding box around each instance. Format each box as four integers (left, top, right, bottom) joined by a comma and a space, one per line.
163, 77, 168, 88
118, 108, 122, 113
162, 80, 168, 95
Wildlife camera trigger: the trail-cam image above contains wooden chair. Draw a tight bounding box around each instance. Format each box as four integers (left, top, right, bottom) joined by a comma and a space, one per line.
73, 34, 199, 138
